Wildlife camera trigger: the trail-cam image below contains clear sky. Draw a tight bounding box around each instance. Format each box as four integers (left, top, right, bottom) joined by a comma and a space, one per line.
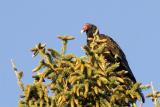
0, 0, 160, 106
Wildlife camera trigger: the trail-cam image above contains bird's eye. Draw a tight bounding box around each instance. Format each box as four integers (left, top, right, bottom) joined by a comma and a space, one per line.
83, 26, 88, 30
84, 24, 92, 30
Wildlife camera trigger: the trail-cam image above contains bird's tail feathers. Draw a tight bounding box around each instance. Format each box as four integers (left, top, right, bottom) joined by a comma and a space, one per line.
138, 88, 145, 103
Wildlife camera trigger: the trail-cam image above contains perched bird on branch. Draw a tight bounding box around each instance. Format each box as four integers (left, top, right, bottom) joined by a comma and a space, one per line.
81, 23, 145, 103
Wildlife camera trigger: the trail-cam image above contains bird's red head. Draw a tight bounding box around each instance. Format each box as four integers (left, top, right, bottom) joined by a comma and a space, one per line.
81, 23, 92, 33
81, 23, 99, 37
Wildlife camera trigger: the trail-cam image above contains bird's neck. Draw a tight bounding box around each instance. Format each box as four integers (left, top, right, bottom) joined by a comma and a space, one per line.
86, 32, 100, 47
86, 31, 99, 38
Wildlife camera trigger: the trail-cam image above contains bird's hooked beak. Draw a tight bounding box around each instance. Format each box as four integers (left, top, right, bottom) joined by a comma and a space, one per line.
80, 29, 85, 34
81, 23, 90, 34
81, 26, 87, 34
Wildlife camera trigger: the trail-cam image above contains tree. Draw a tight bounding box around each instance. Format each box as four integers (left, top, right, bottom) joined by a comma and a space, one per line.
12, 35, 148, 107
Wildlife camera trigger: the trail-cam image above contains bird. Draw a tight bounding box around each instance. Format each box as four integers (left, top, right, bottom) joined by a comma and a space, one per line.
81, 23, 145, 103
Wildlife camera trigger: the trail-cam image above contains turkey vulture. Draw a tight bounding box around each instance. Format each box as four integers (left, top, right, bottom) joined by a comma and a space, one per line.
81, 23, 145, 103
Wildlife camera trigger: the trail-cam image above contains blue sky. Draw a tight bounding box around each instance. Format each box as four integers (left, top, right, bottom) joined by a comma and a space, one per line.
0, 0, 160, 106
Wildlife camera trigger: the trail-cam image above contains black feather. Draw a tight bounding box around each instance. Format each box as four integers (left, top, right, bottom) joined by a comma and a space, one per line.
84, 23, 145, 103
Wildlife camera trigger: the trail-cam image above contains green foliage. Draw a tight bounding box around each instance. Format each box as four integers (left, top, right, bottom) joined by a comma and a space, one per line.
146, 82, 160, 107
13, 35, 144, 107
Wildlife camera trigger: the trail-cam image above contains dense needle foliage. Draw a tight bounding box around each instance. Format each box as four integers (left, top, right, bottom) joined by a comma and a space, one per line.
13, 35, 147, 107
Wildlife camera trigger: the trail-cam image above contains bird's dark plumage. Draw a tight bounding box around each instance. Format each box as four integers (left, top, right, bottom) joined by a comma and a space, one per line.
81, 23, 145, 103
